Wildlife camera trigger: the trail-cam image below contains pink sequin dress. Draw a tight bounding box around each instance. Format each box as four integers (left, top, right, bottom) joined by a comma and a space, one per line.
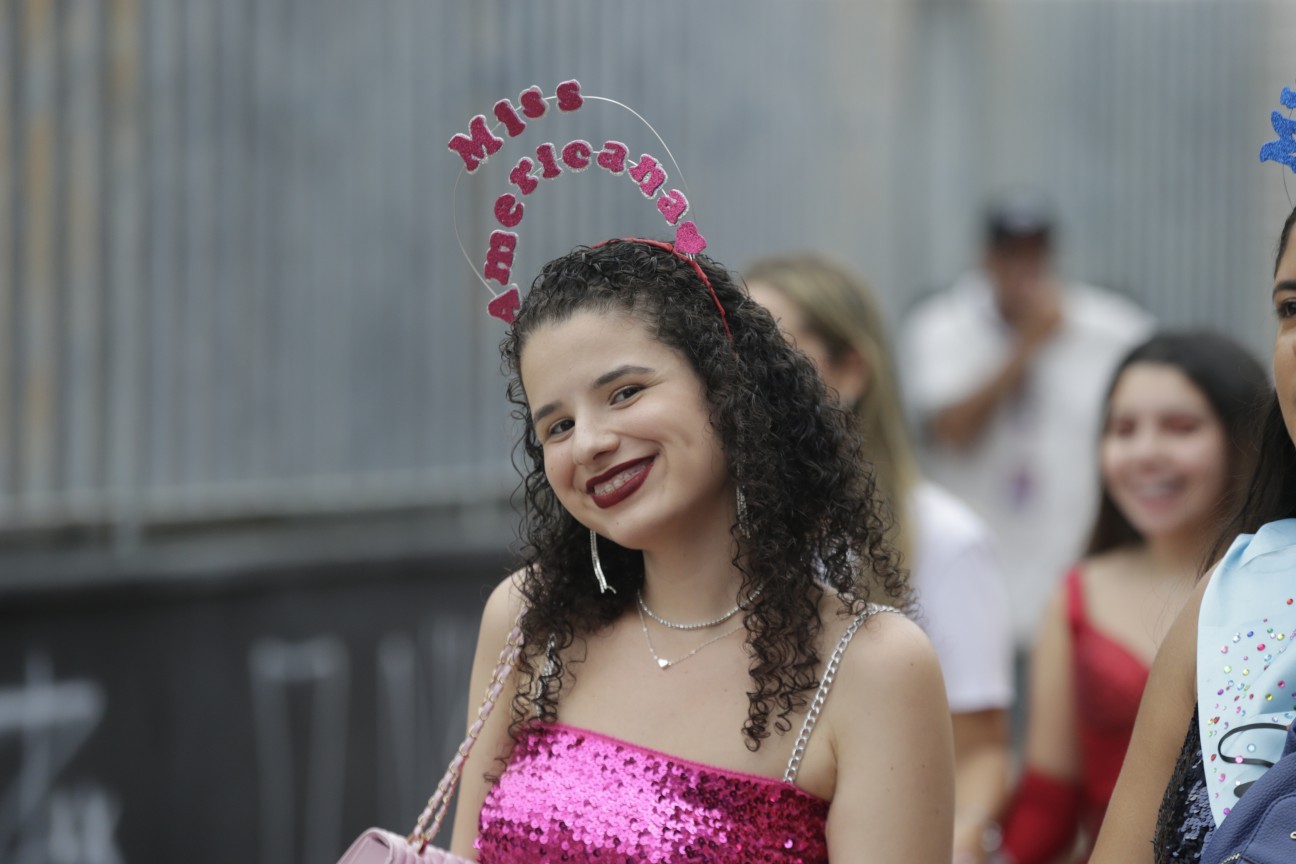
474, 604, 892, 863
476, 723, 827, 863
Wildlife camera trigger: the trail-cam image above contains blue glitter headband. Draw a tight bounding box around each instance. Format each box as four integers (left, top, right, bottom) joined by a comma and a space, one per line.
1260, 86, 1296, 173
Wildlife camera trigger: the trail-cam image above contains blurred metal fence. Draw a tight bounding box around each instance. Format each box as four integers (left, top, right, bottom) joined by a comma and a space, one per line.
2, 0, 1293, 541
1, 0, 516, 539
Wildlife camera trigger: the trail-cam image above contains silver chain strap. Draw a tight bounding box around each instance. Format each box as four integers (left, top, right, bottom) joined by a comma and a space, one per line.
782, 604, 892, 784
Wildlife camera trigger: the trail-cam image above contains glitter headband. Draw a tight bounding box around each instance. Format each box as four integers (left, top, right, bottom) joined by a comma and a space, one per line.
592, 238, 733, 341
447, 80, 712, 327
1260, 84, 1296, 203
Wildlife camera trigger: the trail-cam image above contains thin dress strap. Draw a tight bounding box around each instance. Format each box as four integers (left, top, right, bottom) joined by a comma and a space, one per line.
1062, 566, 1086, 638
783, 603, 897, 784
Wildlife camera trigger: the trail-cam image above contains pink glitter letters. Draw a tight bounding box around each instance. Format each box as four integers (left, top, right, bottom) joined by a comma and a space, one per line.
596, 141, 629, 174
450, 79, 710, 324
447, 115, 504, 172
493, 99, 528, 138
487, 81, 584, 144
628, 154, 666, 197
484, 231, 519, 286
509, 158, 540, 196
519, 86, 549, 120
534, 143, 563, 180
555, 80, 584, 112
561, 140, 592, 171
487, 286, 521, 325
656, 189, 689, 225
494, 194, 525, 229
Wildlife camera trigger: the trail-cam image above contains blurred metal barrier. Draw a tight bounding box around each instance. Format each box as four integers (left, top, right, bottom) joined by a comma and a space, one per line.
0, 552, 503, 864
1, 0, 518, 546
1, 0, 1293, 547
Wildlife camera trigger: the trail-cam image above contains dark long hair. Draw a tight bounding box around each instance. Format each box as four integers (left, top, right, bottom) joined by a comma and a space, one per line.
1086, 331, 1270, 558
501, 239, 910, 751
1204, 205, 1296, 567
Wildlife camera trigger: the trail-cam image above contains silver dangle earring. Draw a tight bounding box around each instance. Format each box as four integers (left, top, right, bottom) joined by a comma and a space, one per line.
736, 487, 751, 538
590, 529, 615, 594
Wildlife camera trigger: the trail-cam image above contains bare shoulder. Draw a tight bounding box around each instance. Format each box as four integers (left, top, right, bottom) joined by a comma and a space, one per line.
479, 569, 528, 639
1157, 560, 1214, 675
828, 606, 945, 705
1140, 558, 1214, 718
471, 570, 530, 703
450, 569, 530, 855
1187, 560, 1215, 607
1036, 576, 1070, 630
821, 605, 954, 861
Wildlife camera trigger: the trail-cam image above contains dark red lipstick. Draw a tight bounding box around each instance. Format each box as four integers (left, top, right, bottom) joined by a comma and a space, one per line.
586, 457, 654, 508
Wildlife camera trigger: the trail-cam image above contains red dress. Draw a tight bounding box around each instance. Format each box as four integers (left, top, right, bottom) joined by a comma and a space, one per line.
1001, 567, 1151, 863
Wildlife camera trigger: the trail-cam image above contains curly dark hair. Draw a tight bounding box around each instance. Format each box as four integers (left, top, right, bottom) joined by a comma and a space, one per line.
499, 239, 910, 751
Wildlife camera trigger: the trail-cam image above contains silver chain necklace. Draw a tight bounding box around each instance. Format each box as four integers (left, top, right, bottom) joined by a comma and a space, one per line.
636, 589, 744, 631
637, 601, 743, 670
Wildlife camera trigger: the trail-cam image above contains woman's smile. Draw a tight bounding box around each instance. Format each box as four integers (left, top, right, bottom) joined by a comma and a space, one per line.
520, 308, 734, 548
587, 457, 655, 508
1100, 362, 1226, 543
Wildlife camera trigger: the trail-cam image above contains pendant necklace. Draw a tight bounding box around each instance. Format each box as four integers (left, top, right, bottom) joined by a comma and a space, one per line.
637, 601, 743, 670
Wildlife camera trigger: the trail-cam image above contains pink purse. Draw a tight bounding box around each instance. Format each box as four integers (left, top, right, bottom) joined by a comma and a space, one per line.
336, 617, 524, 864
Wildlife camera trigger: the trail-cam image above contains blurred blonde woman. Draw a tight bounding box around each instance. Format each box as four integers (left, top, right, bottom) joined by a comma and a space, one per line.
747, 254, 1013, 864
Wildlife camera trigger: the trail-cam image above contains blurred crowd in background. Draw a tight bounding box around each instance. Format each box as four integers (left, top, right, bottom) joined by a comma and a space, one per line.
3, 1, 1296, 863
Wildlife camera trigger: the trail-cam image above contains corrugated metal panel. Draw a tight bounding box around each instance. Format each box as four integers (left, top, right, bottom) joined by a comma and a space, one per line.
1, 0, 1293, 539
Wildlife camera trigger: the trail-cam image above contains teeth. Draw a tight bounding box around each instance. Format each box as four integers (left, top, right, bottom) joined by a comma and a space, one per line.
1128, 480, 1181, 498
594, 463, 646, 496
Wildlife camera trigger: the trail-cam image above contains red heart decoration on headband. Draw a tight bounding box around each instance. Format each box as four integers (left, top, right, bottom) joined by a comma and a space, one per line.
487, 286, 521, 324
673, 221, 706, 255
656, 189, 689, 225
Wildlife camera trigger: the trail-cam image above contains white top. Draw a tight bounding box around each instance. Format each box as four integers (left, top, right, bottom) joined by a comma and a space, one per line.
909, 481, 1014, 712
900, 271, 1154, 644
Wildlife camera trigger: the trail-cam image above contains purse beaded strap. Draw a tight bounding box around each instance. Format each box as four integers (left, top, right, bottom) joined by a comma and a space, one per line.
407, 609, 526, 850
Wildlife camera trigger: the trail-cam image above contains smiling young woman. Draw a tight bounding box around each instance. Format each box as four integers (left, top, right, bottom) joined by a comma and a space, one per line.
446, 239, 955, 863
998, 330, 1268, 864
521, 310, 733, 552
1088, 205, 1296, 863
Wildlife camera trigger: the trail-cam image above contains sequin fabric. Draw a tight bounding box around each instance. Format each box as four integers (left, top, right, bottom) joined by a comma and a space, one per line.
476, 723, 829, 863
1153, 708, 1214, 863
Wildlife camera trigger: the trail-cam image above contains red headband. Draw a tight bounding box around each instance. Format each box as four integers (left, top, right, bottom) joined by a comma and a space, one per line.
594, 238, 733, 341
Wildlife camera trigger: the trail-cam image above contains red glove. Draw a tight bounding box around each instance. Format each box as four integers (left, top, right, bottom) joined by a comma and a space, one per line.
998, 769, 1081, 864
